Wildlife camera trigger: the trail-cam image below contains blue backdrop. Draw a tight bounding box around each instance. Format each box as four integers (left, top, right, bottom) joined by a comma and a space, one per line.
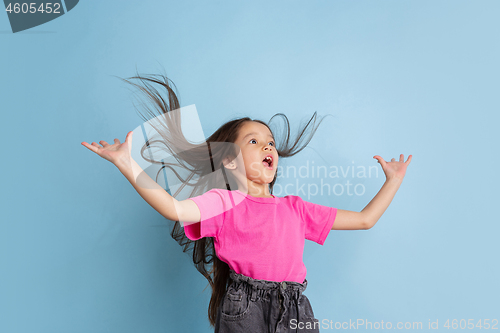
1, 1, 499, 332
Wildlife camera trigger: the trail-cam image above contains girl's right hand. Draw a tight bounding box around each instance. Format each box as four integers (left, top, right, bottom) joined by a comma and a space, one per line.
81, 131, 133, 167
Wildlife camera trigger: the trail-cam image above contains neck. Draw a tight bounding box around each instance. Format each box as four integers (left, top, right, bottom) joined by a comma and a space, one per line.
238, 180, 272, 198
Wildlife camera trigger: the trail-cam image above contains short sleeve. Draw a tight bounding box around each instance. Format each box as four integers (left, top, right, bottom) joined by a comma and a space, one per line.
299, 197, 337, 245
183, 189, 229, 241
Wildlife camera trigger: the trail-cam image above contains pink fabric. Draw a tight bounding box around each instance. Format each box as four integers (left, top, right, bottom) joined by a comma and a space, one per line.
184, 189, 337, 283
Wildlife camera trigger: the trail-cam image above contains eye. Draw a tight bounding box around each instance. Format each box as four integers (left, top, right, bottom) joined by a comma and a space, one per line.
268, 141, 275, 147
249, 139, 257, 144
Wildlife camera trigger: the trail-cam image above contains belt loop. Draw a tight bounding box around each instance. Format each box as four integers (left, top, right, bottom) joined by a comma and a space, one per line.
250, 287, 258, 301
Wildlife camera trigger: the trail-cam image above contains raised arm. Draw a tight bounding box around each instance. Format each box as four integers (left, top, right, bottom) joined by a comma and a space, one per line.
82, 131, 201, 223
332, 154, 412, 230
115, 156, 201, 223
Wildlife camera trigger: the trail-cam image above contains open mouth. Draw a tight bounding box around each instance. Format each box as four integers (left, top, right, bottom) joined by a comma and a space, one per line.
262, 155, 273, 169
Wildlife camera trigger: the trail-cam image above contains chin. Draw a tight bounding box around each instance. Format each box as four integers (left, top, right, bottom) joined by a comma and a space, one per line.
251, 177, 275, 185
265, 176, 276, 184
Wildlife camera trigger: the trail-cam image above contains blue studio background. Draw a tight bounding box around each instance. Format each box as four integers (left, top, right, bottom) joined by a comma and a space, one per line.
1, 1, 499, 332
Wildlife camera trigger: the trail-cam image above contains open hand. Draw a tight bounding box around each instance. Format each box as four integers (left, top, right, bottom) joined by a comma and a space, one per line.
373, 154, 412, 181
81, 131, 134, 167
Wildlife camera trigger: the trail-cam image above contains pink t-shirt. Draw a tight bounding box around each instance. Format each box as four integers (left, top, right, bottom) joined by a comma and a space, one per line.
184, 189, 337, 283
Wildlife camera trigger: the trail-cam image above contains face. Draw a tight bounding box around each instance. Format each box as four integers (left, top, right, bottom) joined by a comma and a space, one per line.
228, 121, 278, 185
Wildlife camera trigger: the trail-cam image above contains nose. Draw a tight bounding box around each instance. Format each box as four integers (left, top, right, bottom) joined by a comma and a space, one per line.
263, 145, 273, 152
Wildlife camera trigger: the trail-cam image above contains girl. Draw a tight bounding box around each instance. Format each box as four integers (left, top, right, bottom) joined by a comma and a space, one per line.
81, 73, 412, 333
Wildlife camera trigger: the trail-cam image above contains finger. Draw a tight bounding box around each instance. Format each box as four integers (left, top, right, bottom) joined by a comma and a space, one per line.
405, 154, 412, 165
99, 140, 110, 147
125, 131, 133, 156
114, 138, 121, 145
91, 142, 102, 148
125, 131, 133, 144
373, 155, 387, 168
81, 142, 98, 153
391, 158, 395, 162
399, 154, 404, 162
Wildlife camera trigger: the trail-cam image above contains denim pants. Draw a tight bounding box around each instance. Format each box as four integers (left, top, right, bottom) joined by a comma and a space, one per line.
214, 270, 320, 333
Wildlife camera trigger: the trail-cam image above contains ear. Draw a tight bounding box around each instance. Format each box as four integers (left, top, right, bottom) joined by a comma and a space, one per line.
223, 157, 237, 170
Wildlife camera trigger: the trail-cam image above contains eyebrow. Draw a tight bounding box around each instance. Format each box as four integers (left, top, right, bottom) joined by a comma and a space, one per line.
242, 132, 275, 140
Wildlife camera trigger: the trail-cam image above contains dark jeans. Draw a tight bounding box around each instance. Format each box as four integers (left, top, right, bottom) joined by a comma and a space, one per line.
214, 270, 320, 333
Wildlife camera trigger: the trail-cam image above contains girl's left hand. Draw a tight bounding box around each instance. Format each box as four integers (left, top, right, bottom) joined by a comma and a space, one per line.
373, 154, 412, 181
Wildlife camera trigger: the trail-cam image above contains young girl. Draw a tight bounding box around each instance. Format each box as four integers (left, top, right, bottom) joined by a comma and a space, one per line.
81, 73, 412, 333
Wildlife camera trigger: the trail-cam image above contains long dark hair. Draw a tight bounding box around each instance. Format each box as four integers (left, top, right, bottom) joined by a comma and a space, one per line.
118, 71, 327, 327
